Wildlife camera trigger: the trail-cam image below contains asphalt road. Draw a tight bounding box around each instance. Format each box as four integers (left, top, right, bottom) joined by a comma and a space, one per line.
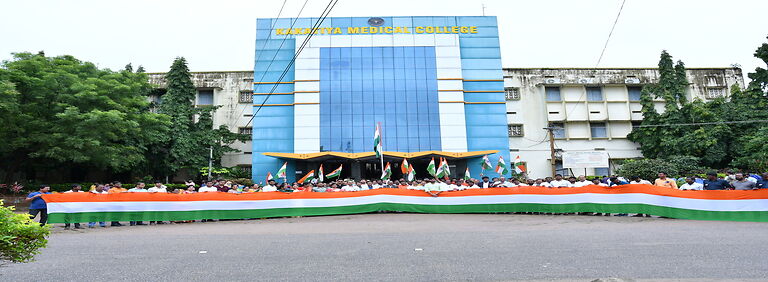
3, 213, 768, 281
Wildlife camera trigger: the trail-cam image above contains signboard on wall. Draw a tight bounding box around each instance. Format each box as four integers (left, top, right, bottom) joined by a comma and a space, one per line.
562, 152, 609, 168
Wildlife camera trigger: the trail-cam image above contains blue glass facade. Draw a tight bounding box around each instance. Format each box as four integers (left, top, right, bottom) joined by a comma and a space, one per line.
253, 16, 511, 182
320, 46, 441, 153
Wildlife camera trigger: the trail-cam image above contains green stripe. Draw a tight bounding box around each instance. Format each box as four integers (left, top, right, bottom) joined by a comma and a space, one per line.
46, 203, 768, 223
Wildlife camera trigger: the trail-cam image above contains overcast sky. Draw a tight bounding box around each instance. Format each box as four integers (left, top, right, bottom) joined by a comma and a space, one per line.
1, 0, 766, 79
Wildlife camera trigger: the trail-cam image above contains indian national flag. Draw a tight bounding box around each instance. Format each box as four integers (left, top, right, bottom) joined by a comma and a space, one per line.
437, 158, 450, 178
481, 155, 493, 170
464, 167, 471, 180
407, 165, 415, 181
266, 172, 274, 183
495, 156, 508, 175
513, 155, 526, 174
298, 170, 315, 184
427, 157, 437, 176
373, 124, 382, 158
401, 158, 410, 174
327, 164, 342, 179
318, 164, 325, 182
276, 162, 287, 178
381, 162, 392, 180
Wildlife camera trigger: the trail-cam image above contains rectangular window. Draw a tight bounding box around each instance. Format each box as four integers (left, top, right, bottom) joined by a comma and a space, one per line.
705, 87, 725, 99
504, 87, 520, 101
549, 123, 565, 139
586, 87, 603, 101
239, 91, 253, 103
239, 165, 252, 174
594, 167, 610, 176
545, 87, 561, 101
197, 90, 214, 105
238, 127, 253, 135
555, 161, 571, 177
628, 87, 642, 101
590, 122, 607, 138
507, 124, 523, 137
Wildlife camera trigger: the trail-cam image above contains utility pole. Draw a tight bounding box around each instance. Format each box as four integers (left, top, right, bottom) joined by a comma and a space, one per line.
207, 146, 213, 181
544, 127, 557, 176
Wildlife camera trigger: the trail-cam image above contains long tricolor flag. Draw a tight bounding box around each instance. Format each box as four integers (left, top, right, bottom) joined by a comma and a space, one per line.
513, 155, 526, 174
276, 162, 287, 179
327, 164, 342, 179
318, 164, 325, 182
298, 170, 315, 184
495, 156, 508, 175
42, 186, 768, 223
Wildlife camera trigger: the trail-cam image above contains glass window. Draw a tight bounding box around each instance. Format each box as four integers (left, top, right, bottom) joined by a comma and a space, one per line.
238, 91, 252, 103
586, 87, 603, 101
590, 122, 607, 138
550, 123, 565, 139
197, 90, 214, 105
507, 124, 523, 137
504, 87, 520, 101
545, 87, 561, 102
594, 167, 610, 176
238, 127, 252, 135
628, 87, 642, 101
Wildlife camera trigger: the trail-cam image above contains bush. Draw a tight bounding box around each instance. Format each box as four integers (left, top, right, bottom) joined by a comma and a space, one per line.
616, 156, 708, 181
0, 200, 50, 264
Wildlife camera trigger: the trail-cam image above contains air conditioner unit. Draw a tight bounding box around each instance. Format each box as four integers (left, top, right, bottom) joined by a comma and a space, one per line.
543, 78, 561, 84
625, 77, 641, 84
577, 78, 596, 84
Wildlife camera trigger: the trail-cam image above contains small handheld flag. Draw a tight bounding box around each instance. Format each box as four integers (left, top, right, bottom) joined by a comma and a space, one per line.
495, 156, 508, 175
427, 157, 437, 176
277, 162, 287, 179
266, 172, 274, 183
327, 164, 343, 179
319, 164, 325, 182
464, 167, 471, 180
513, 155, 526, 174
298, 170, 315, 184
381, 162, 392, 180
401, 158, 410, 174
481, 155, 493, 170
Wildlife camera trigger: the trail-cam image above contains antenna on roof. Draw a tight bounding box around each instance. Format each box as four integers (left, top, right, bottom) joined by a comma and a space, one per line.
482, 3, 486, 16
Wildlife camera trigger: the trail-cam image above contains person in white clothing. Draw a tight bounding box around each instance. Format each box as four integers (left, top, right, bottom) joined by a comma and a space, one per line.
591, 178, 609, 187
679, 177, 704, 190
573, 175, 592, 187
63, 184, 85, 229
424, 179, 442, 197
533, 179, 552, 187
477, 176, 493, 188
341, 181, 360, 192
549, 174, 571, 188
629, 176, 652, 185
147, 181, 168, 193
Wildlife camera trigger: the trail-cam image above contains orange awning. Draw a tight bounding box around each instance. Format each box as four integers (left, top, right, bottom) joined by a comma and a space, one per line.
262, 150, 499, 161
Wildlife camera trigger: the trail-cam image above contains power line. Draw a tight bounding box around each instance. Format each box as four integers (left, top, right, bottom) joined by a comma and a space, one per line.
596, 0, 627, 67
637, 119, 768, 128
246, 0, 339, 127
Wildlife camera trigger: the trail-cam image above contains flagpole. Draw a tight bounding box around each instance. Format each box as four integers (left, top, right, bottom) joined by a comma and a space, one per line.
378, 122, 384, 177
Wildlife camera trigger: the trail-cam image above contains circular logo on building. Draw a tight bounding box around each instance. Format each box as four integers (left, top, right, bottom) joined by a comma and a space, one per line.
368, 17, 384, 26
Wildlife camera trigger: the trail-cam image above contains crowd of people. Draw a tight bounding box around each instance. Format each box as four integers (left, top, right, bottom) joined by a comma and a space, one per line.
24, 170, 768, 228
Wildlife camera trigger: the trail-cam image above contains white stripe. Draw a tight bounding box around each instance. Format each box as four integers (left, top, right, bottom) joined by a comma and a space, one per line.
47, 194, 768, 214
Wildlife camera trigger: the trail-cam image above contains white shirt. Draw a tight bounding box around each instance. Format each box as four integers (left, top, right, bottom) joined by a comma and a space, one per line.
550, 180, 571, 188
260, 185, 277, 192
679, 182, 704, 190
372, 184, 382, 189
64, 190, 84, 193
478, 181, 492, 188
630, 180, 652, 185
199, 186, 219, 192
359, 184, 370, 190
91, 190, 107, 194
437, 182, 451, 191
341, 185, 359, 192
534, 182, 552, 187
147, 187, 167, 193
573, 181, 592, 187
423, 183, 439, 191
747, 176, 758, 184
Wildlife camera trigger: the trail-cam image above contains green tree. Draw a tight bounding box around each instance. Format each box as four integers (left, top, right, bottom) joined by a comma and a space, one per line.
629, 41, 768, 170
0, 201, 50, 264
0, 53, 170, 182
155, 57, 247, 178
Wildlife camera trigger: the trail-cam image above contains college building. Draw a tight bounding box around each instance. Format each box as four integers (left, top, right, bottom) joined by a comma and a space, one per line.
147, 16, 744, 182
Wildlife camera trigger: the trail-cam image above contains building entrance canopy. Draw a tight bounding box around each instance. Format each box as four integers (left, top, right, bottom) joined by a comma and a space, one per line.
263, 150, 498, 162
